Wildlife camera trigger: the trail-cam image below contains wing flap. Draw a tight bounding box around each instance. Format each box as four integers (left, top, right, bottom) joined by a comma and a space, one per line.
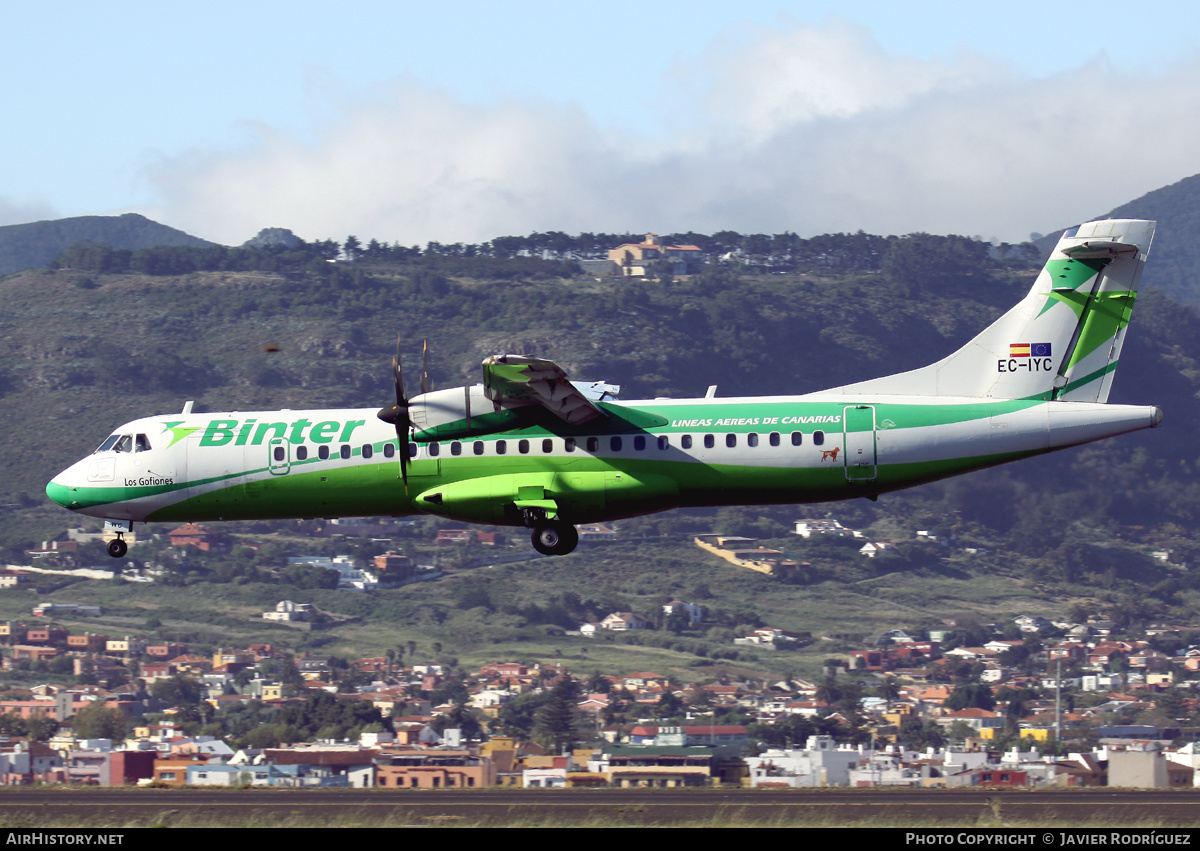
482, 355, 612, 425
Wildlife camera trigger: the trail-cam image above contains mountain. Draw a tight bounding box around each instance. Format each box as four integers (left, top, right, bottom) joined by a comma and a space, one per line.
0, 213, 215, 277
1034, 172, 1200, 305
1101, 174, 1200, 304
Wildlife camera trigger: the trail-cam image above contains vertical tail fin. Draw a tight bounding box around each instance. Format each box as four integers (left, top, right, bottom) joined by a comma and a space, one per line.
1049, 219, 1154, 402
824, 219, 1155, 401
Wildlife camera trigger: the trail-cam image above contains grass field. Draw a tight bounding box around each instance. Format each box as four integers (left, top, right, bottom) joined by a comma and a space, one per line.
0, 536, 1076, 683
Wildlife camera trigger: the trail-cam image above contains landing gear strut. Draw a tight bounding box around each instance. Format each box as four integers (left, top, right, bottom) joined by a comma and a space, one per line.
522, 508, 578, 556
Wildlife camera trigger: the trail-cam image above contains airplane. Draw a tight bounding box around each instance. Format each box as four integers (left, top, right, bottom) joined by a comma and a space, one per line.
47, 218, 1162, 560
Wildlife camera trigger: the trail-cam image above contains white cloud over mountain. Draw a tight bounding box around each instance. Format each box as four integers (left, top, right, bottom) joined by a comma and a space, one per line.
145, 19, 1200, 246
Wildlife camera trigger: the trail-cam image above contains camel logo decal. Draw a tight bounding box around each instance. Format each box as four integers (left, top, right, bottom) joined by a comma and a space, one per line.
820, 447, 840, 462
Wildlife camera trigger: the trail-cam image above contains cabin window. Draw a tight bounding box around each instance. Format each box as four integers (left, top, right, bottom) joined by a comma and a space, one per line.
769, 432, 780, 447
135, 434, 151, 452
681, 435, 692, 449
496, 440, 507, 455
791, 432, 803, 446
704, 434, 715, 449
813, 431, 825, 446
634, 436, 646, 451
747, 433, 759, 447
383, 443, 395, 458
319, 446, 330, 460
658, 436, 669, 450
362, 444, 373, 459
542, 438, 553, 453
610, 436, 622, 451
114, 435, 133, 453
296, 446, 308, 460
408, 442, 418, 457
726, 434, 737, 448
340, 445, 351, 460
586, 437, 599, 452
451, 442, 462, 456
518, 439, 529, 454
428, 442, 440, 457
565, 438, 576, 452
473, 441, 484, 455
273, 446, 286, 462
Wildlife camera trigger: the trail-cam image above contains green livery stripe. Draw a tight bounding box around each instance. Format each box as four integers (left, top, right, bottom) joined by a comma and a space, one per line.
1058, 360, 1120, 397
1066, 291, 1135, 370
144, 438, 1050, 526
72, 400, 1046, 518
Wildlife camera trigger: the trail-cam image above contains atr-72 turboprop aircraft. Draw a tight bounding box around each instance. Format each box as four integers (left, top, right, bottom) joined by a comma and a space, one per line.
48, 219, 1163, 558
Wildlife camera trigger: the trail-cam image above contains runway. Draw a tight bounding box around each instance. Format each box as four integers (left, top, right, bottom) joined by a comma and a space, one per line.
0, 788, 1198, 828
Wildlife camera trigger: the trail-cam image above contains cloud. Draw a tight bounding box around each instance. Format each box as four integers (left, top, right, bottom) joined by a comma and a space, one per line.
0, 197, 58, 228
145, 21, 1200, 246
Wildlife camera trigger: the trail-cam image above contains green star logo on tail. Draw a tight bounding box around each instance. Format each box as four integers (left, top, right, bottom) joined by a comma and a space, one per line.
162, 421, 199, 448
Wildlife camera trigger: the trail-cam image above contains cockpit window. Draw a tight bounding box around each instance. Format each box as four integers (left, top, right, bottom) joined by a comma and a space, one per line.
113, 435, 133, 453
135, 434, 151, 452
95, 435, 121, 453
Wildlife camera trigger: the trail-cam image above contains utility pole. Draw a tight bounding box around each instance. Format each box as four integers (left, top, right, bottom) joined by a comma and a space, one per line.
1054, 657, 1062, 749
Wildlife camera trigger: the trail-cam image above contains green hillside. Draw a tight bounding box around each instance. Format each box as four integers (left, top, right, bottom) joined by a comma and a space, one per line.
0, 226, 1196, 665
0, 212, 214, 277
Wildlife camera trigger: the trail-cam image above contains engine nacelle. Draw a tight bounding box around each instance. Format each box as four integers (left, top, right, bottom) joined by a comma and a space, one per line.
409, 385, 542, 441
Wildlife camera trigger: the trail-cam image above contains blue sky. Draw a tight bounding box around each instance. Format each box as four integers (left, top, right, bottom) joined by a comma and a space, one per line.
3, 1, 1199, 244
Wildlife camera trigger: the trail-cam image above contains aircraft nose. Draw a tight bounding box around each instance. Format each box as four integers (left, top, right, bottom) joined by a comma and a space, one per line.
46, 476, 77, 509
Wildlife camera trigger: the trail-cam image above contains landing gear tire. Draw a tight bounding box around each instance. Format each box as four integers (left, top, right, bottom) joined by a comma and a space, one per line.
531, 522, 579, 556
107, 538, 128, 559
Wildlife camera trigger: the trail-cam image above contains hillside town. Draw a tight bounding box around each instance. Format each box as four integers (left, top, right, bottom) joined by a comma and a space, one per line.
0, 598, 1193, 788
0, 503, 1195, 791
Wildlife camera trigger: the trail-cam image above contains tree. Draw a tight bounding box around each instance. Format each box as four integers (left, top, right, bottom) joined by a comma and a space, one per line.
151, 675, 203, 708
875, 676, 901, 704
945, 683, 995, 712
533, 678, 583, 753
72, 701, 128, 740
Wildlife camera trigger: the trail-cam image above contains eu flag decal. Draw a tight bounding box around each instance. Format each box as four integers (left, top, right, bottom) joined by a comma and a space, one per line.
1009, 342, 1052, 358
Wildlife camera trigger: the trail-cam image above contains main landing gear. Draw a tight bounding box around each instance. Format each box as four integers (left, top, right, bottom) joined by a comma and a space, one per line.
106, 536, 128, 558
523, 509, 579, 556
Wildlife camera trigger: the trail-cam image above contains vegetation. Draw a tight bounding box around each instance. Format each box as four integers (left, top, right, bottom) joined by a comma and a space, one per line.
2, 218, 1200, 687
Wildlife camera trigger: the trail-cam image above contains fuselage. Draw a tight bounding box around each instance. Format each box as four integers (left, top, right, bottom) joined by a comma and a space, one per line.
46, 394, 1162, 528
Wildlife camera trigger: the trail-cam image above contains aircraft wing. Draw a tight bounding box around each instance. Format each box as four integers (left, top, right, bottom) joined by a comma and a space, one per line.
482, 355, 617, 425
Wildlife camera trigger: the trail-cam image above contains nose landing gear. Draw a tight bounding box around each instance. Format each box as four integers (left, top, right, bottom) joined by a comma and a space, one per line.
103, 519, 132, 558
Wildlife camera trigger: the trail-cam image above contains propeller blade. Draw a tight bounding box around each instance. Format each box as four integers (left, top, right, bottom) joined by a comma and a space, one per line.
394, 335, 407, 403
420, 339, 431, 395
375, 334, 412, 491
399, 432, 409, 492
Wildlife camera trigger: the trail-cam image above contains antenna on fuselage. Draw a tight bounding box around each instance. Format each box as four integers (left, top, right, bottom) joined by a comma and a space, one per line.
705, 386, 717, 398
182, 401, 194, 414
